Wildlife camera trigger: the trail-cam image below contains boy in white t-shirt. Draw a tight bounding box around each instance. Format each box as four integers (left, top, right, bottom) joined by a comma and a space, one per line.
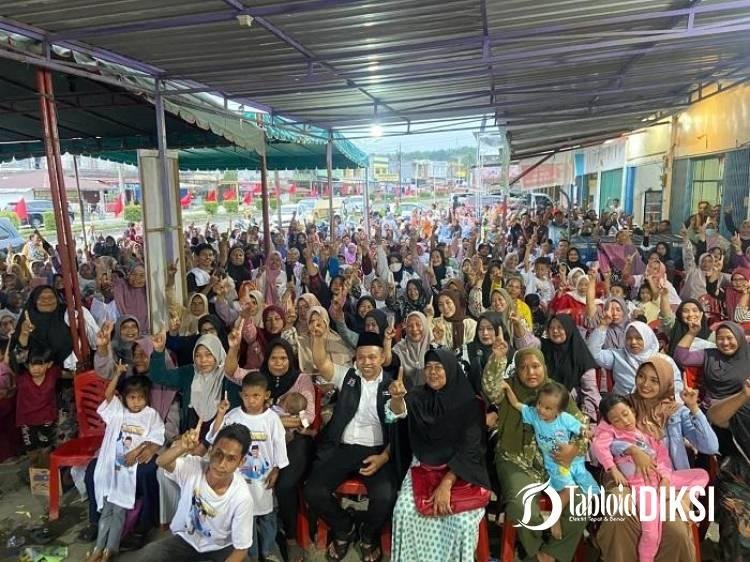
206, 372, 289, 562
88, 364, 165, 562
138, 423, 254, 562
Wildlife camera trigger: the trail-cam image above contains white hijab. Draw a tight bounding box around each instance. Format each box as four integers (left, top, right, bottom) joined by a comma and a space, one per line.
189, 334, 227, 421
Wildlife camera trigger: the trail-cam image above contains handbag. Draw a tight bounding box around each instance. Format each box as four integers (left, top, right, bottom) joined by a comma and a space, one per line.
410, 464, 490, 516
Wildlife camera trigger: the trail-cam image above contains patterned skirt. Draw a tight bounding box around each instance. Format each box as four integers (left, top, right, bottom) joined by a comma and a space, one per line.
391, 468, 485, 562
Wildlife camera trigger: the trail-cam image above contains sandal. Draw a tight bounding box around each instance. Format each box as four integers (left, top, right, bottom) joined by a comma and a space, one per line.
286, 541, 305, 562
326, 527, 356, 561
360, 541, 383, 562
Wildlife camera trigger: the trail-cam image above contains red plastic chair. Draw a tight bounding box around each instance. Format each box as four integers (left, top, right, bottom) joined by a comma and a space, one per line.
48, 370, 106, 520
501, 494, 587, 562
295, 384, 324, 547
313, 478, 392, 556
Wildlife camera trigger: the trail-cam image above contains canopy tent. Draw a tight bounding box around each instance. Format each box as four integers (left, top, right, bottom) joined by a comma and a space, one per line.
0, 40, 367, 169
2, 1, 749, 158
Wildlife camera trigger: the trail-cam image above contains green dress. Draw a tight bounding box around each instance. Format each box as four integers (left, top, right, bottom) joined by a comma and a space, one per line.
482, 351, 590, 562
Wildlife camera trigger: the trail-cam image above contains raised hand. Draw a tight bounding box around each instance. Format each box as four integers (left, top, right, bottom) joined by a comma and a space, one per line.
216, 390, 230, 417
167, 258, 179, 279
388, 367, 407, 401
95, 320, 114, 349
228, 318, 245, 349
686, 318, 702, 336
152, 329, 167, 353
680, 384, 700, 413
20, 311, 34, 337
168, 314, 181, 334
492, 334, 509, 358
113, 359, 128, 377
599, 310, 613, 328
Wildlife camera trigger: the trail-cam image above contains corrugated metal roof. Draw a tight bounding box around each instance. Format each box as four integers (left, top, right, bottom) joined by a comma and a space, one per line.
2, 0, 750, 157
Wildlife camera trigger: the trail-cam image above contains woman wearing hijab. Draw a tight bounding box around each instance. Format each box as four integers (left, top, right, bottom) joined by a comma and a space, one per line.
345, 295, 377, 335
549, 268, 592, 327
93, 315, 141, 379
388, 348, 490, 562
11, 285, 73, 371
298, 306, 353, 373
166, 314, 228, 367
479, 261, 504, 310
224, 336, 315, 562
431, 289, 477, 359
675, 321, 750, 404
586, 290, 629, 349
541, 314, 600, 421
483, 346, 590, 562
680, 231, 730, 322
466, 312, 511, 396
397, 279, 429, 319
176, 293, 209, 336
725, 266, 750, 325
597, 357, 719, 562
149, 332, 228, 436
112, 264, 149, 332
256, 250, 287, 306
392, 312, 432, 390
225, 245, 253, 287
707, 373, 750, 562
666, 299, 715, 359
588, 319, 683, 397
564, 247, 588, 273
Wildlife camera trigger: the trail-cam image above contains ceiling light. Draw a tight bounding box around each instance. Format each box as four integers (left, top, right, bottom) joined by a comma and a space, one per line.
370, 123, 383, 138
237, 15, 254, 27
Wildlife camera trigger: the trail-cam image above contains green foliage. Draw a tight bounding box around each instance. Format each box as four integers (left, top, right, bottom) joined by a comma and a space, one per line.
123, 205, 142, 222
253, 198, 278, 211
418, 191, 433, 199
223, 200, 239, 214
0, 211, 20, 228
222, 170, 239, 182
393, 146, 477, 166
204, 201, 218, 216
43, 211, 56, 231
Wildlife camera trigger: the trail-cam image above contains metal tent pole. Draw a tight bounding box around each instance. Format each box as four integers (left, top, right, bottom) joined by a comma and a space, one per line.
327, 132, 334, 238
260, 136, 272, 256
154, 78, 175, 263
363, 165, 371, 236
36, 68, 88, 364
72, 155, 89, 255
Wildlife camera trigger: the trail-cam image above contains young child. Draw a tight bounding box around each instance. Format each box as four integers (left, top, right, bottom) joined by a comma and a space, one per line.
499, 380, 600, 540
206, 372, 288, 562
592, 393, 709, 562
522, 255, 555, 307
270, 391, 312, 442
88, 362, 165, 562
13, 348, 60, 471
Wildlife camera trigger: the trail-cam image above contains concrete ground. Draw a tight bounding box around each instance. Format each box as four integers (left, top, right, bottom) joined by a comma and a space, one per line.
0, 457, 720, 561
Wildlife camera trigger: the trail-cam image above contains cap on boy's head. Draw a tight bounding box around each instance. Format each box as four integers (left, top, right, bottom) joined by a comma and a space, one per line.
356, 332, 384, 349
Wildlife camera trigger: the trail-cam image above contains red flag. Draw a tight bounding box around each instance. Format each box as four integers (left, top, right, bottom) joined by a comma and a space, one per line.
205, 190, 217, 202
14, 198, 28, 221
243, 191, 253, 205
113, 194, 124, 217
223, 189, 236, 201
289, 183, 297, 195
180, 192, 193, 208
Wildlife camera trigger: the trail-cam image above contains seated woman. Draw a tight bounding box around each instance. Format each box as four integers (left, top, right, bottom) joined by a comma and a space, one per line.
588, 319, 683, 398
483, 346, 589, 562
388, 348, 490, 562
596, 357, 719, 562
707, 376, 750, 562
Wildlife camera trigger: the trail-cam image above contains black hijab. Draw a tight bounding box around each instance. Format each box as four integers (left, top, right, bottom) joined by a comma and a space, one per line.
12, 285, 73, 370
401, 279, 429, 316
226, 247, 253, 286
260, 338, 301, 402
198, 314, 229, 349
346, 295, 377, 335
406, 348, 490, 489
704, 321, 750, 400
364, 309, 388, 335
540, 314, 598, 391
667, 299, 711, 356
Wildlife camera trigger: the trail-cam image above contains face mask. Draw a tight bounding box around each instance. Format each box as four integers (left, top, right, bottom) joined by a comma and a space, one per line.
389, 263, 403, 273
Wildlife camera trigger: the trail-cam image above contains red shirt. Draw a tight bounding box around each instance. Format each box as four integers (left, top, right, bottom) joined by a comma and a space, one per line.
15, 366, 61, 427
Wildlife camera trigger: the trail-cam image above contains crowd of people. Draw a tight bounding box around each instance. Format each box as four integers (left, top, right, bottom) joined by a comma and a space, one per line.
0, 196, 749, 562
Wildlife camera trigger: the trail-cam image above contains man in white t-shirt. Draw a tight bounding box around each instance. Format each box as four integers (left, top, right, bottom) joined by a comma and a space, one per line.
137, 424, 254, 562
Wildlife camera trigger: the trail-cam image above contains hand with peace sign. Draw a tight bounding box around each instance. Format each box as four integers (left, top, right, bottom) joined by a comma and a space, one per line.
680, 384, 700, 415
20, 311, 34, 338
95, 319, 114, 352
113, 358, 129, 378
166, 258, 179, 287
491, 334, 509, 359
180, 420, 202, 453
228, 318, 245, 349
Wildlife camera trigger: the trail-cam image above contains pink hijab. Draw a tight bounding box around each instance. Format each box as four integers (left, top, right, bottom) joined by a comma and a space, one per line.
725, 267, 750, 321
264, 251, 283, 306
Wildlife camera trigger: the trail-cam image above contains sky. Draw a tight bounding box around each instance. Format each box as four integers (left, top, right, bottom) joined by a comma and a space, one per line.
354, 129, 478, 154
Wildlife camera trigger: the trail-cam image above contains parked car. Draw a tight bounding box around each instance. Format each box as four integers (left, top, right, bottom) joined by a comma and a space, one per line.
296, 197, 344, 223
5, 199, 75, 228
398, 202, 423, 220
0, 218, 27, 254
